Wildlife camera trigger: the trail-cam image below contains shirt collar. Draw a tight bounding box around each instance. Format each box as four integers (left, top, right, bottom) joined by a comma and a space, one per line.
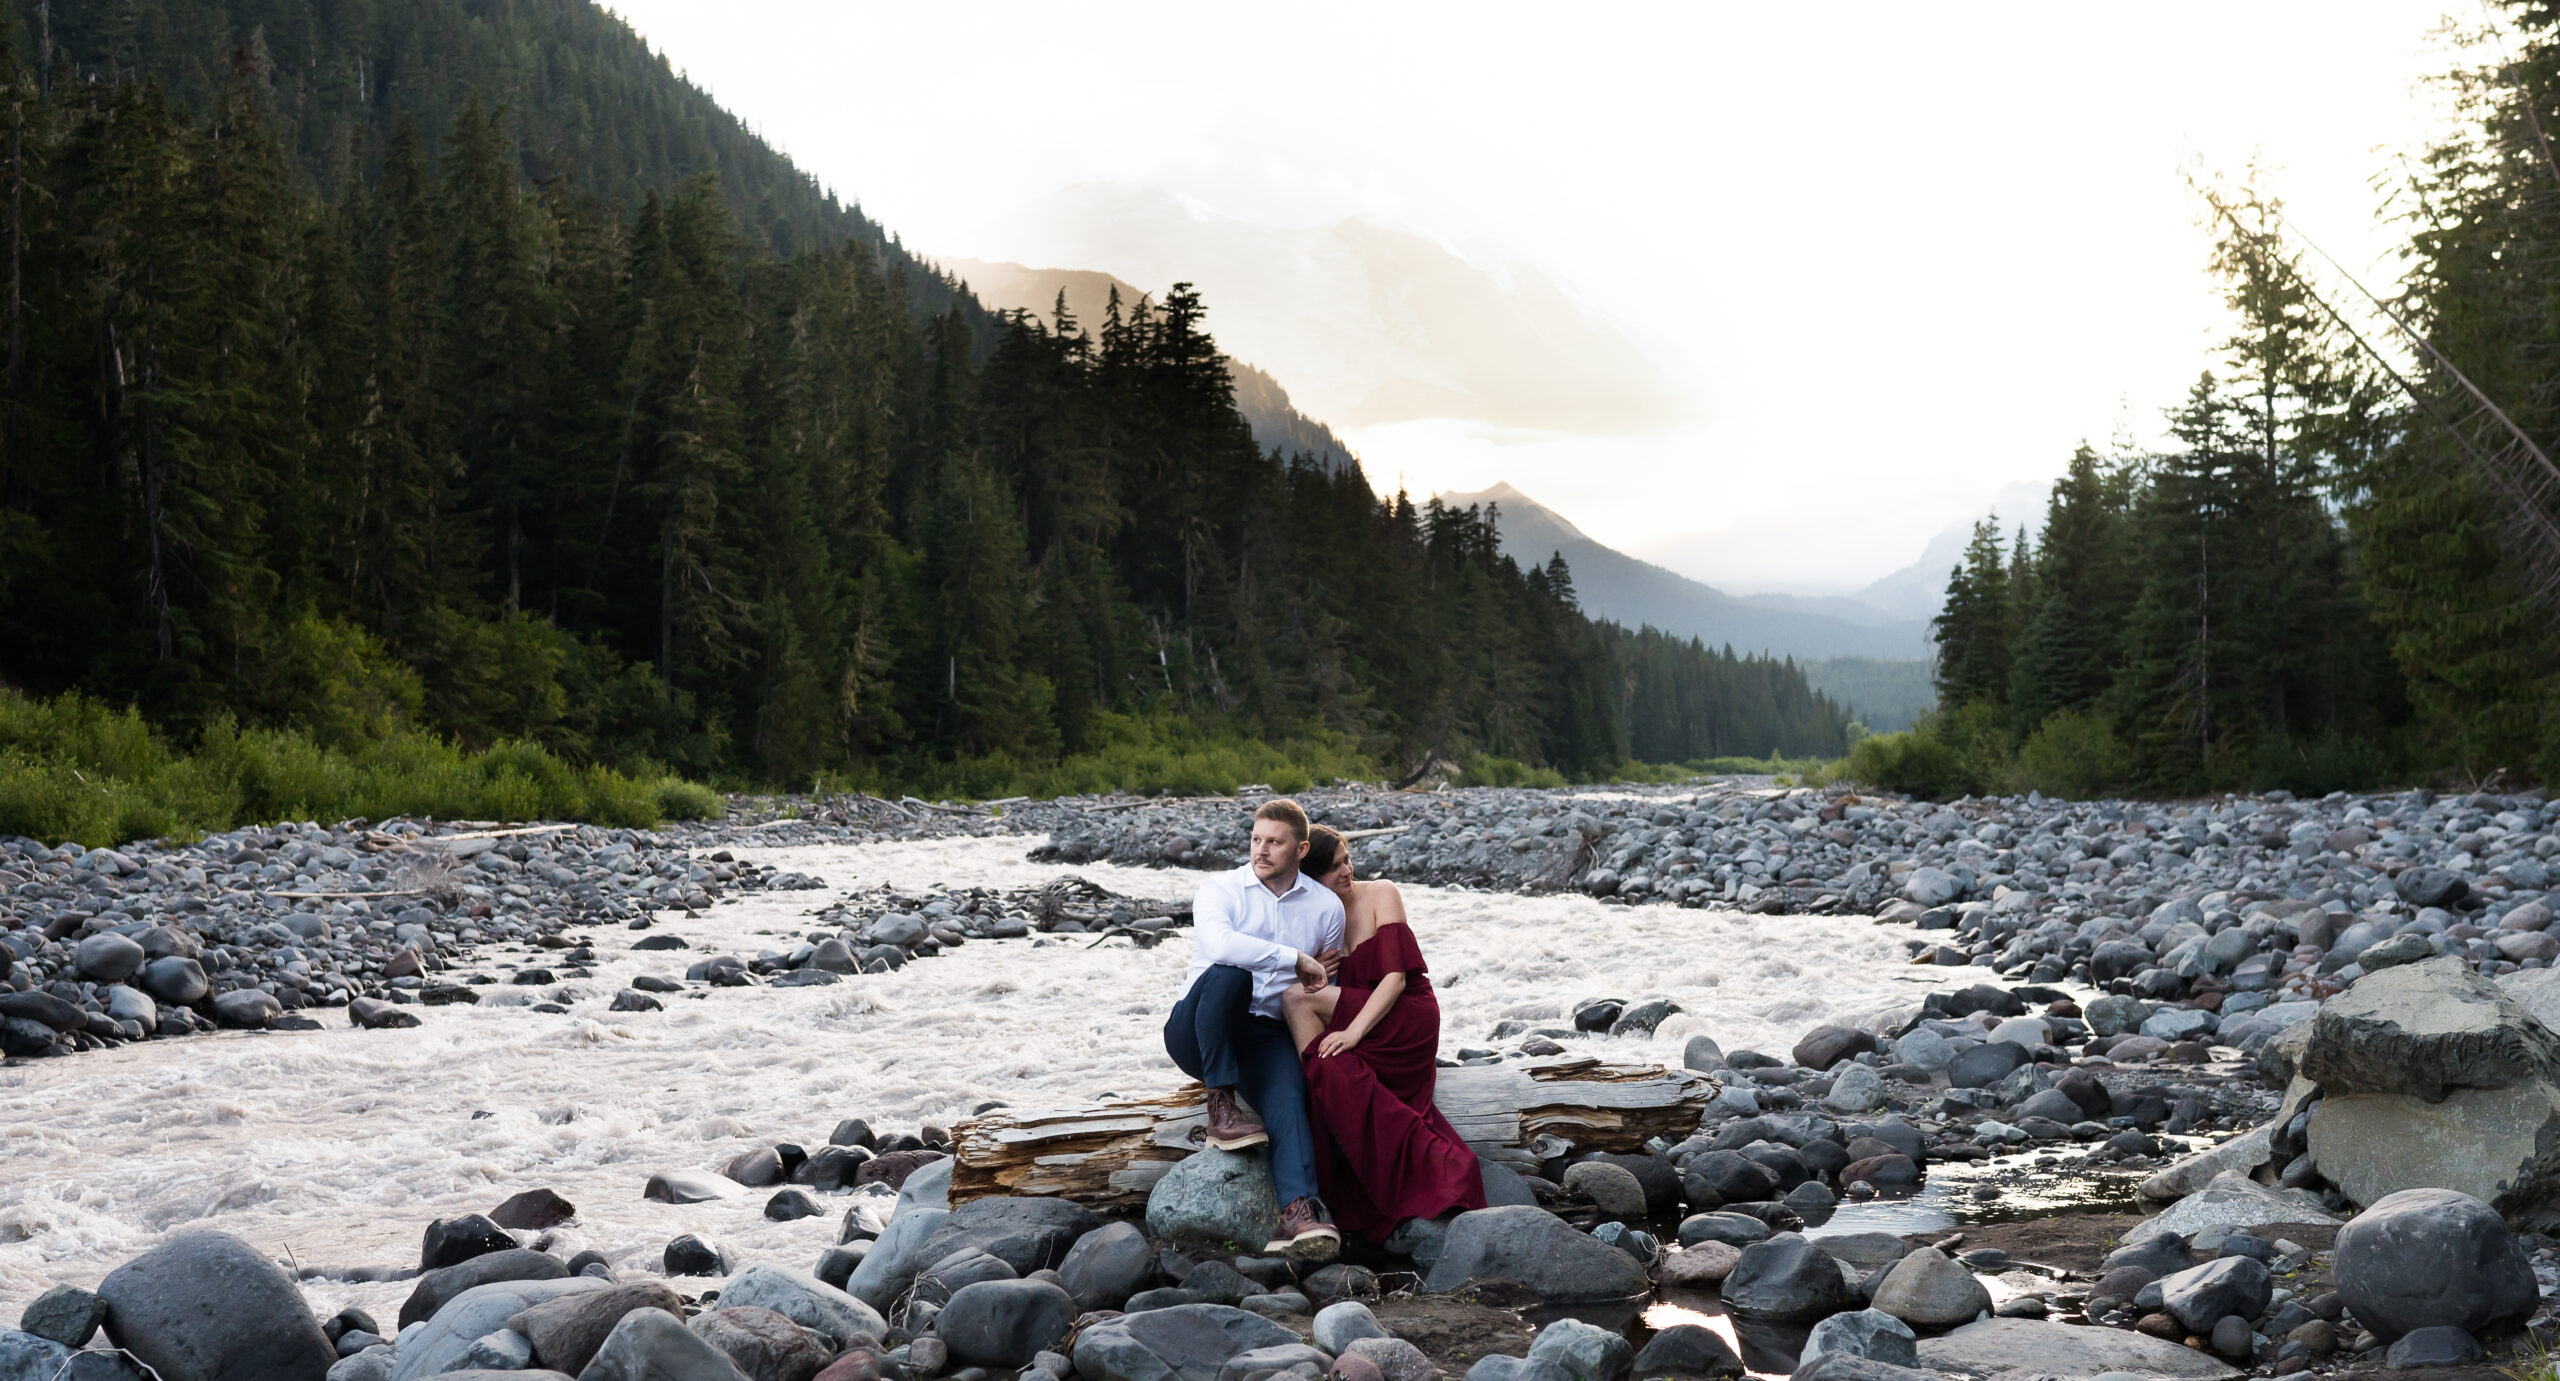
1239, 865, 1308, 901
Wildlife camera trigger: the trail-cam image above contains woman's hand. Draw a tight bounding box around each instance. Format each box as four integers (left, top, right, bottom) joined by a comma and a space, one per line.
1317, 1031, 1360, 1058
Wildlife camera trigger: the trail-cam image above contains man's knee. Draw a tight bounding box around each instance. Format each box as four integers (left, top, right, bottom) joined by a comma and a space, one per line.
1195, 963, 1254, 1005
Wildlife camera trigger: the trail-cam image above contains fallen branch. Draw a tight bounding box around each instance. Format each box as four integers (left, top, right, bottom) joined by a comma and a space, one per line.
949, 1054, 1716, 1210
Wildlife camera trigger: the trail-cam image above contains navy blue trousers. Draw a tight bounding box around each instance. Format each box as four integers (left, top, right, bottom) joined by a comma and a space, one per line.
1164, 963, 1318, 1205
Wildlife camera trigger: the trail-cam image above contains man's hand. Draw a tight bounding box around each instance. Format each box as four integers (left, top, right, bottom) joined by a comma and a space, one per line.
1317, 1030, 1359, 1059
1294, 950, 1330, 990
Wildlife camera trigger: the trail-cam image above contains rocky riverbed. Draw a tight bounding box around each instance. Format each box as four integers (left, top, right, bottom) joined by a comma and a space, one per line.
3, 778, 2558, 1381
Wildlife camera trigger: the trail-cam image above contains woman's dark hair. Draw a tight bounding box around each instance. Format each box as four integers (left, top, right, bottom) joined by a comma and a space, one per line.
1303, 823, 1350, 879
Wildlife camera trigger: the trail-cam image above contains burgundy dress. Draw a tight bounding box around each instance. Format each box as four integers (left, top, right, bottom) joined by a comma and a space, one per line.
1304, 922, 1488, 1240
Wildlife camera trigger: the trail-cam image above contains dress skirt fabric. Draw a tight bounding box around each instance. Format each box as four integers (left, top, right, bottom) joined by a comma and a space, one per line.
1303, 923, 1488, 1239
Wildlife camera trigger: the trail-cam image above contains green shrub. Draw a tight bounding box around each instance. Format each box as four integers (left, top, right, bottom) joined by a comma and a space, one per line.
0, 687, 719, 846
1456, 755, 1568, 789
1833, 727, 1969, 800
2014, 709, 2134, 798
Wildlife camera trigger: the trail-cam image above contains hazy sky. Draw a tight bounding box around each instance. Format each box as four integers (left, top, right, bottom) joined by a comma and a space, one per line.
610, 1, 2460, 593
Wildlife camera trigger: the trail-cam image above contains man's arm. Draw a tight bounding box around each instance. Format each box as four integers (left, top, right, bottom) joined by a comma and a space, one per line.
1188, 876, 1301, 973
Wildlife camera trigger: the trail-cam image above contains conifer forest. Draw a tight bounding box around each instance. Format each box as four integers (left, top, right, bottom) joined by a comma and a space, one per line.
0, 0, 1847, 823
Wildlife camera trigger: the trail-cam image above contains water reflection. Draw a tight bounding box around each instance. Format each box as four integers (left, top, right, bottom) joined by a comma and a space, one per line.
1636, 1293, 1810, 1380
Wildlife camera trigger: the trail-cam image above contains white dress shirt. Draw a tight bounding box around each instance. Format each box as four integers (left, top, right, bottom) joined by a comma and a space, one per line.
1181, 863, 1347, 1019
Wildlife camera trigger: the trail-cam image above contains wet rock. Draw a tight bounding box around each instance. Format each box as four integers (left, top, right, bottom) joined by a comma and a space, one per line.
422, 1214, 517, 1271
1653, 1241, 1740, 1288
1722, 1232, 1859, 1322
643, 1171, 733, 1205
490, 1188, 578, 1231
845, 1205, 949, 1311
1146, 1148, 1281, 1251
1868, 1246, 1988, 1328
507, 1281, 685, 1375
140, 955, 210, 1005
95, 1229, 335, 1381
663, 1235, 730, 1277
211, 989, 281, 1028
1628, 1324, 1742, 1378
0, 1330, 149, 1381
1302, 1264, 1380, 1306
20, 1284, 105, 1349
1800, 1309, 1916, 1368
1421, 1206, 1650, 1301
1524, 1317, 1632, 1381
2333, 1187, 2538, 1340
580, 1308, 753, 1381
1070, 1303, 1301, 1381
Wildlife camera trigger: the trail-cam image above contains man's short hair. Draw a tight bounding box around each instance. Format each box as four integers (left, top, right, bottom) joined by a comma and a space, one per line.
1254, 798, 1310, 843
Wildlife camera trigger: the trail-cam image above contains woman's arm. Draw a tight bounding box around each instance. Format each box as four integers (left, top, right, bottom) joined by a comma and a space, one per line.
1316, 970, 1407, 1057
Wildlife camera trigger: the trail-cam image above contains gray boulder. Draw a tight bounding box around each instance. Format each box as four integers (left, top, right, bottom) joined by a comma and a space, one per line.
1342, 1337, 1435, 1381
1465, 1359, 1575, 1381
2333, 1188, 2538, 1339
2302, 956, 2560, 1225
843, 1205, 948, 1311
1060, 1222, 1156, 1311
1216, 1346, 1331, 1381
1146, 1149, 1281, 1250
714, 1265, 885, 1350
2157, 1257, 2270, 1335
507, 1281, 685, 1374
392, 1277, 603, 1381
577, 1308, 752, 1381
1, 1329, 149, 1381
210, 990, 281, 1029
21, 1284, 105, 1348
1420, 1207, 1650, 1301
1311, 1302, 1388, 1354
912, 1196, 1099, 1276
1525, 1317, 1632, 1381
1868, 1245, 1988, 1328
2384, 1326, 2484, 1368
937, 1279, 1078, 1368
2302, 955, 2560, 1099
1721, 1233, 1858, 1322
2122, 1171, 2336, 1244
325, 1349, 395, 1381
1800, 1310, 1916, 1368
687, 1306, 831, 1381
402, 1248, 571, 1328
96, 1229, 336, 1381
1561, 1162, 1648, 1220
1915, 1319, 2240, 1380
1628, 1325, 1742, 1377
1071, 1303, 1301, 1381
74, 932, 146, 982
141, 956, 210, 1005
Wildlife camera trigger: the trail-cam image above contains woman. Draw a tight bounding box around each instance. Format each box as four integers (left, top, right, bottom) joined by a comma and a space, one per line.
1281, 825, 1487, 1240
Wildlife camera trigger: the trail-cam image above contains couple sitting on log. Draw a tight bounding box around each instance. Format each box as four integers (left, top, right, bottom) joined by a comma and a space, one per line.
1162, 798, 1488, 1261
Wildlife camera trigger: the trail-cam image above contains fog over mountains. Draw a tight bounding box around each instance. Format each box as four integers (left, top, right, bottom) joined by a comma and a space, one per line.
1439, 483, 1931, 660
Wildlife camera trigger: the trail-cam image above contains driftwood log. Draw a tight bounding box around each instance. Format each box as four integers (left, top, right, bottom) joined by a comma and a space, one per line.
949, 1055, 1717, 1210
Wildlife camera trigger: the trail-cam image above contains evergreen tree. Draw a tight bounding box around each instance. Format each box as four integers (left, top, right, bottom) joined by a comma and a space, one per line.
1931, 519, 2010, 709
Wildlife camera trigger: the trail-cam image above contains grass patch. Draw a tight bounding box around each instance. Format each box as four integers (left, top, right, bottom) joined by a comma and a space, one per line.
826, 710, 1383, 803
0, 689, 717, 847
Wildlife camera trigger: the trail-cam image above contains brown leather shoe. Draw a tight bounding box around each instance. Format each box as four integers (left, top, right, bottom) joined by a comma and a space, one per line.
1266, 1196, 1341, 1260
1203, 1087, 1268, 1151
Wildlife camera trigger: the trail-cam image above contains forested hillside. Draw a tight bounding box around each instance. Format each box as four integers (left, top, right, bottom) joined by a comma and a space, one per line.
0, 3, 1849, 811
1858, 3, 2560, 797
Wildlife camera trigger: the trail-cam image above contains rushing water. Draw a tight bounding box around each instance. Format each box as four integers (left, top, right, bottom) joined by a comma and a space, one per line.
0, 833, 1947, 1327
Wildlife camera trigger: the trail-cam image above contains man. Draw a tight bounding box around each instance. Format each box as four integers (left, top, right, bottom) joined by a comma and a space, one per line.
1163, 798, 1344, 1259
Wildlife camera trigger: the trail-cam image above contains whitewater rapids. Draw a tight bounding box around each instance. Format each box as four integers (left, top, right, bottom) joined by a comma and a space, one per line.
0, 834, 1934, 1325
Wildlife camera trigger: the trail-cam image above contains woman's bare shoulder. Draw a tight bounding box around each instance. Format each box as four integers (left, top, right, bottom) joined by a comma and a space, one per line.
1358, 880, 1410, 925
